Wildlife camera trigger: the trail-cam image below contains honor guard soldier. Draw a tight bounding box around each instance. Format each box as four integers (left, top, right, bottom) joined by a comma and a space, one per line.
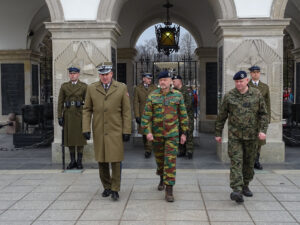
172, 74, 194, 159
133, 72, 157, 158
141, 71, 188, 202
57, 66, 87, 169
215, 71, 268, 203
248, 66, 271, 170
82, 62, 131, 201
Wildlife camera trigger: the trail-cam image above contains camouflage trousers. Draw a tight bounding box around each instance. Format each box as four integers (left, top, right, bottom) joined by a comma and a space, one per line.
69, 146, 83, 154
228, 139, 257, 192
179, 129, 194, 154
153, 136, 179, 186
143, 135, 153, 153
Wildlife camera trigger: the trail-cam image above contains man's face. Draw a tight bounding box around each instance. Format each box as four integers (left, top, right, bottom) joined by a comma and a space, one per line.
235, 78, 249, 92
159, 77, 172, 90
143, 77, 152, 85
69, 72, 80, 82
99, 71, 113, 84
172, 79, 182, 89
250, 70, 260, 81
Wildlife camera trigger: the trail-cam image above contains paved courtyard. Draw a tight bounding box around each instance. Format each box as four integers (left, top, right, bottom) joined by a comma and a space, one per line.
0, 169, 300, 225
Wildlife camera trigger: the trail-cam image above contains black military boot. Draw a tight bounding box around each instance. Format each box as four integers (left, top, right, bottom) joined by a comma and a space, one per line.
67, 152, 77, 169
242, 186, 253, 197
77, 152, 83, 169
177, 151, 185, 157
102, 189, 111, 197
144, 151, 151, 158
230, 191, 244, 203
187, 152, 193, 159
111, 191, 119, 201
254, 153, 263, 170
158, 175, 164, 191
165, 185, 174, 202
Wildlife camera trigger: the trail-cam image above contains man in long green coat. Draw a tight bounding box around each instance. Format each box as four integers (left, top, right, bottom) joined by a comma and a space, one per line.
133, 73, 156, 158
82, 62, 131, 201
172, 74, 194, 159
57, 66, 87, 169
248, 66, 271, 170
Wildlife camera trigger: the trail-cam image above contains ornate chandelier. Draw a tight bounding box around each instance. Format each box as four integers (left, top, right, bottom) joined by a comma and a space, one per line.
155, 0, 180, 56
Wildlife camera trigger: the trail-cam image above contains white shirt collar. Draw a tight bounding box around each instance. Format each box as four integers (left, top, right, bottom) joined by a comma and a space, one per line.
72, 80, 78, 85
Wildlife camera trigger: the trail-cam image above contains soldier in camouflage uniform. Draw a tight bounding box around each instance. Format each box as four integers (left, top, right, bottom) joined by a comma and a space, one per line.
215, 71, 268, 203
133, 73, 157, 158
172, 75, 194, 159
248, 66, 271, 170
141, 71, 188, 202
57, 66, 87, 170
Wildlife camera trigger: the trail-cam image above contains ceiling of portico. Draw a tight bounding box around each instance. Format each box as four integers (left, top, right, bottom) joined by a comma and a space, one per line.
116, 0, 222, 49
284, 0, 300, 49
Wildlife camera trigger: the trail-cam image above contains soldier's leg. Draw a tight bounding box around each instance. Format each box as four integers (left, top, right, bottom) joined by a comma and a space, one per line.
177, 132, 185, 157
254, 144, 263, 170
76, 146, 84, 169
186, 128, 194, 159
98, 162, 111, 190
243, 140, 257, 187
67, 146, 77, 169
143, 135, 152, 158
153, 137, 165, 176
164, 136, 179, 186
111, 162, 121, 192
228, 139, 244, 192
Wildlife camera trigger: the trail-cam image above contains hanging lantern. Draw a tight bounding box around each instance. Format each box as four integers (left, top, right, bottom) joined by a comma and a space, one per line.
155, 1, 180, 56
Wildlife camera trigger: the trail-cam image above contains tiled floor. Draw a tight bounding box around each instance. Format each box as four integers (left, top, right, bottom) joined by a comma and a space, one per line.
0, 169, 300, 225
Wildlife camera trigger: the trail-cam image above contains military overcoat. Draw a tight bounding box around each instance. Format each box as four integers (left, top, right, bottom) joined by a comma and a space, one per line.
57, 80, 87, 146
133, 83, 157, 134
82, 79, 131, 162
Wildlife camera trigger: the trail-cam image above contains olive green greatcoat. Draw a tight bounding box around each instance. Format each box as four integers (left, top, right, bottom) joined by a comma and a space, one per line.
82, 79, 132, 162
249, 80, 271, 145
57, 80, 87, 147
133, 83, 157, 134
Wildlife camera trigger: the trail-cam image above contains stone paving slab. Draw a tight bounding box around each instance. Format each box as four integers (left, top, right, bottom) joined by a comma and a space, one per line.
0, 169, 299, 224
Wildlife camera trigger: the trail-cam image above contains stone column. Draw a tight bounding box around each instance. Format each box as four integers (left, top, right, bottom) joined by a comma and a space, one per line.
195, 47, 217, 133
45, 21, 121, 163
213, 19, 290, 163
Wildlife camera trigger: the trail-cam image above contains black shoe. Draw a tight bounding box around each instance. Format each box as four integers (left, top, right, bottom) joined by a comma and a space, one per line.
76, 153, 83, 169
187, 152, 193, 159
102, 189, 111, 197
230, 191, 244, 203
145, 152, 151, 158
242, 186, 253, 197
111, 191, 119, 201
177, 152, 185, 157
67, 152, 77, 169
254, 161, 263, 170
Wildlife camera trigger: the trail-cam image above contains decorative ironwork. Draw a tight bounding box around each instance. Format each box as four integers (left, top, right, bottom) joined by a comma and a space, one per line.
155, 1, 180, 56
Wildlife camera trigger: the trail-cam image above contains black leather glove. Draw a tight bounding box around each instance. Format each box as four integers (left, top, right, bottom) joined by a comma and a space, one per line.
122, 134, 130, 142
136, 117, 141, 124
83, 132, 91, 140
58, 118, 64, 127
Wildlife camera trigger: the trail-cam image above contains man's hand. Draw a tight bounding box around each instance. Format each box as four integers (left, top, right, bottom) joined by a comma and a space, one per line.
258, 132, 266, 140
146, 133, 154, 141
123, 134, 130, 142
180, 134, 186, 145
58, 118, 64, 127
83, 132, 91, 140
215, 137, 222, 143
135, 117, 141, 124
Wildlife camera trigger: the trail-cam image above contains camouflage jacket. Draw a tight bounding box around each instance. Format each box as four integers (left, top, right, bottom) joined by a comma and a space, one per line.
215, 86, 268, 140
175, 85, 194, 124
141, 88, 189, 137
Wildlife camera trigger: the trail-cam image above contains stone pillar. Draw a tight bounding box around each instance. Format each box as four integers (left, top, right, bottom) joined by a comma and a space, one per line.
0, 50, 40, 126
213, 19, 290, 163
195, 47, 217, 133
45, 21, 121, 163
292, 48, 300, 103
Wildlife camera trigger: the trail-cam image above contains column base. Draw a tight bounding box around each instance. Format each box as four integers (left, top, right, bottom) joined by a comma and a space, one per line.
217, 140, 285, 163
51, 142, 96, 163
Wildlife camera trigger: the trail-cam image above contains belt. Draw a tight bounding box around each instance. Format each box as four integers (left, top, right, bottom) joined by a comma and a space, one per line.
70, 101, 76, 106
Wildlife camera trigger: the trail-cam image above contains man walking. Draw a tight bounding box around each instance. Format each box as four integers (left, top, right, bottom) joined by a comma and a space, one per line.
141, 70, 188, 202
215, 71, 268, 203
82, 62, 131, 201
133, 73, 156, 158
248, 66, 271, 170
57, 66, 87, 169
